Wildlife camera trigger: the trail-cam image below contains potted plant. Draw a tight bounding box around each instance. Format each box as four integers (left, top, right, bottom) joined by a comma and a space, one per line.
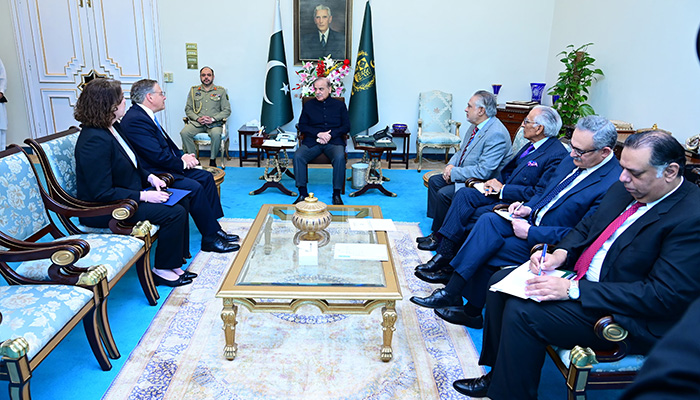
548, 43, 604, 136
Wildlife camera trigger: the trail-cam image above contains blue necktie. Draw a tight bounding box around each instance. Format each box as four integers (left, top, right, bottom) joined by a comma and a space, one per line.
154, 116, 165, 135
531, 168, 583, 221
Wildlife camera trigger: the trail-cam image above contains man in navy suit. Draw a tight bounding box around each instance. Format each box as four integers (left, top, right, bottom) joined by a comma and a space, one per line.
411, 116, 621, 329
457, 131, 700, 399
120, 79, 239, 254
300, 4, 345, 60
418, 105, 568, 257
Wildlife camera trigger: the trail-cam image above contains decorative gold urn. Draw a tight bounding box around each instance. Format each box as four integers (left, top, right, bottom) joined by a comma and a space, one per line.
292, 193, 332, 244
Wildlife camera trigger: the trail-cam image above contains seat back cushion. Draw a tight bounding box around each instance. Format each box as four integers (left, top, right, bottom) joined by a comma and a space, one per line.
419, 90, 454, 134
39, 131, 80, 198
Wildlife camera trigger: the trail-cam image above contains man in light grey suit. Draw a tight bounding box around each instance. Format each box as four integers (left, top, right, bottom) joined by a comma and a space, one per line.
419, 90, 512, 246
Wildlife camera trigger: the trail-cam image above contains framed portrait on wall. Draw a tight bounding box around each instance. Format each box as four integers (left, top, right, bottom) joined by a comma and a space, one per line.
294, 0, 352, 64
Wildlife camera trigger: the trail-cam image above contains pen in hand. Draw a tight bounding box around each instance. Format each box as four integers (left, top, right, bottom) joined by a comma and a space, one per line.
539, 244, 547, 276
510, 202, 523, 218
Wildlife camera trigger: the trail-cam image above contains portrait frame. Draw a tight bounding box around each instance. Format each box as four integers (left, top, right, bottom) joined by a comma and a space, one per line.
294, 0, 352, 65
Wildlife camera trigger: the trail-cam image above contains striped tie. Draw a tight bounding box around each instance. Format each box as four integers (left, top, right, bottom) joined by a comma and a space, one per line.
457, 126, 479, 166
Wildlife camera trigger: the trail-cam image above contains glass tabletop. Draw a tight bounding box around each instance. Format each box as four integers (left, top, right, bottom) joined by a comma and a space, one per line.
236, 205, 388, 287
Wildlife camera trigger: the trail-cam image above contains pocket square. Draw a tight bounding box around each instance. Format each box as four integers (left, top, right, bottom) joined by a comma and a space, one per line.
527, 161, 539, 167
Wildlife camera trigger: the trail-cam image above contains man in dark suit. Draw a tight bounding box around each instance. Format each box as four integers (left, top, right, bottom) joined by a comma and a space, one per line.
621, 296, 700, 400
293, 77, 349, 205
418, 105, 568, 252
300, 4, 345, 60
455, 131, 700, 399
419, 91, 512, 249
412, 116, 621, 329
120, 79, 239, 254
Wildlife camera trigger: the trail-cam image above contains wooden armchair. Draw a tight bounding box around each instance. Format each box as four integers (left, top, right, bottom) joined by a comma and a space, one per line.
416, 90, 462, 172
530, 244, 643, 400
182, 117, 230, 169
0, 234, 115, 399
25, 129, 164, 305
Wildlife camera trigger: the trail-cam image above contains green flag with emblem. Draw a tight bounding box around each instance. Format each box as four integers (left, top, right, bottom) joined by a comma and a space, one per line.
261, 0, 293, 131
348, 1, 378, 136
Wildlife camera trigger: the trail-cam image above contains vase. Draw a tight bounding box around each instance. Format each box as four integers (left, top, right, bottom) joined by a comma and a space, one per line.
292, 193, 332, 243
530, 83, 546, 103
491, 84, 502, 104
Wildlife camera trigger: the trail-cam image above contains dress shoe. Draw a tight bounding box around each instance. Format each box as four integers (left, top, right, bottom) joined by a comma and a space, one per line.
453, 372, 492, 397
182, 271, 197, 279
409, 288, 461, 309
416, 233, 434, 244
434, 306, 484, 329
201, 236, 240, 253
417, 235, 439, 251
414, 268, 453, 285
415, 254, 451, 273
209, 159, 217, 167
217, 229, 240, 242
293, 194, 306, 204
332, 194, 343, 205
152, 273, 193, 287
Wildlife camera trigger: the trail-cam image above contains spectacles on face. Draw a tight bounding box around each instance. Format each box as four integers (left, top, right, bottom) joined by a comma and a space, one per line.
151, 91, 165, 97
570, 145, 598, 157
522, 119, 539, 126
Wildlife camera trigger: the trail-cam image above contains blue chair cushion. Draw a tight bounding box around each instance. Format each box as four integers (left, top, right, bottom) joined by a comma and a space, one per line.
419, 90, 454, 133
39, 131, 80, 198
0, 284, 93, 360
554, 346, 646, 372
15, 234, 144, 282
417, 132, 462, 145
193, 131, 228, 142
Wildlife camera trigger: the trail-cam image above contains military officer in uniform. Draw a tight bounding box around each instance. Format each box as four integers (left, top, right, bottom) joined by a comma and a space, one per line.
180, 66, 231, 167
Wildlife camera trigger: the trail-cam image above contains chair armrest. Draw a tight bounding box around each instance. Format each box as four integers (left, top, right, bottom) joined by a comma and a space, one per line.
492, 203, 510, 212
157, 173, 174, 187
417, 119, 423, 138
465, 178, 485, 187
0, 237, 92, 285
448, 120, 462, 138
530, 243, 554, 255
592, 315, 630, 362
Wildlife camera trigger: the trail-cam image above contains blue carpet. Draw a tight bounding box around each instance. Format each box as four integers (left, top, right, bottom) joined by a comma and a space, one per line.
2, 166, 622, 399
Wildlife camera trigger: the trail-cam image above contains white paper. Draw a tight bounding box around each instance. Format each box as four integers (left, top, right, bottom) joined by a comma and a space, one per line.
471, 181, 487, 194
493, 208, 525, 222
489, 262, 574, 301
262, 139, 297, 147
348, 218, 396, 231
334, 243, 389, 261
298, 241, 318, 265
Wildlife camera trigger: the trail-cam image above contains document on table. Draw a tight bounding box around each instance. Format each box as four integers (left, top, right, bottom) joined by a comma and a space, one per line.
348, 218, 396, 231
262, 139, 297, 147
489, 262, 575, 301
334, 243, 389, 261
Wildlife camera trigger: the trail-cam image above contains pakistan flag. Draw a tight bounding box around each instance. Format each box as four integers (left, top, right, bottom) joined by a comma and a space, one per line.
348, 1, 378, 136
261, 0, 293, 131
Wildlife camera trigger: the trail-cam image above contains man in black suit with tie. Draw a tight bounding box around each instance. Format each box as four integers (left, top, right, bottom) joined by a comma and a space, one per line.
412, 116, 621, 329
300, 4, 345, 60
120, 79, 239, 254
456, 131, 700, 399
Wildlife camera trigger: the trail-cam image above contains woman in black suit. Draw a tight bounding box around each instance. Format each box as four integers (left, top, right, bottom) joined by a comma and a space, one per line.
74, 78, 193, 287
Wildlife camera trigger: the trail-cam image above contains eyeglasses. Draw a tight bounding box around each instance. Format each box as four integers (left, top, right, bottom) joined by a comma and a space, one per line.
151, 91, 166, 97
570, 146, 598, 157
522, 119, 539, 126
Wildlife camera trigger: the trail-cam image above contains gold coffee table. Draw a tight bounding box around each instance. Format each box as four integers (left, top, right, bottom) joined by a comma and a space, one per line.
216, 204, 402, 362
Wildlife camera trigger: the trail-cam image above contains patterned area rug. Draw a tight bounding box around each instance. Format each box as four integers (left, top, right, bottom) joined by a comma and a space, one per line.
102, 219, 483, 399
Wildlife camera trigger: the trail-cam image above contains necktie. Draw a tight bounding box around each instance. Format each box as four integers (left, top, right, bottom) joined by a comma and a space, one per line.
321, 34, 327, 48
530, 168, 583, 220
573, 201, 645, 280
519, 143, 535, 158
154, 116, 177, 157
457, 126, 479, 166
154, 116, 165, 136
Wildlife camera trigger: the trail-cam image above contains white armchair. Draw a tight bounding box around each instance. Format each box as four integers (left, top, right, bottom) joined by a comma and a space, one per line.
415, 90, 461, 172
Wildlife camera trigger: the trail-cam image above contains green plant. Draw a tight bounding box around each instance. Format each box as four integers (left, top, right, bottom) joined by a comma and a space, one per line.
548, 43, 604, 133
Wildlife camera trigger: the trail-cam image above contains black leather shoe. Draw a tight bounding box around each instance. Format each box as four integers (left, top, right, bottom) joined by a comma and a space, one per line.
414, 269, 453, 284
435, 306, 484, 329
183, 271, 198, 279
417, 235, 439, 251
332, 194, 343, 205
201, 236, 240, 253
453, 372, 492, 397
293, 194, 306, 204
209, 159, 217, 167
416, 233, 434, 244
217, 229, 240, 242
415, 254, 451, 273
152, 274, 193, 287
409, 288, 461, 309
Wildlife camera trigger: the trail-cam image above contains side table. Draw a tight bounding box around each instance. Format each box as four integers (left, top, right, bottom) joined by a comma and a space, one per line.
237, 125, 262, 167
387, 128, 410, 169
202, 166, 226, 196
249, 140, 297, 197
350, 138, 397, 198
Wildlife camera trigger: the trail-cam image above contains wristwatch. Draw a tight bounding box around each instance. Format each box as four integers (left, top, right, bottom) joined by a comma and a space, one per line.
568, 280, 580, 300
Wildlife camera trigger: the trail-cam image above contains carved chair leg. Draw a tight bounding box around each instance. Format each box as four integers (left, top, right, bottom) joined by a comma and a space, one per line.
135, 254, 159, 305
3, 356, 31, 400
97, 299, 120, 359
417, 145, 423, 172
83, 308, 112, 371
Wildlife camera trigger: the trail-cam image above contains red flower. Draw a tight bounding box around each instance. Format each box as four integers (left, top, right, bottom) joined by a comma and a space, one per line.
343, 59, 350, 66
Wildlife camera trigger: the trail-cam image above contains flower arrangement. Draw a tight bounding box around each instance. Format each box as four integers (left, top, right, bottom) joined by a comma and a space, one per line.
294, 55, 351, 98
